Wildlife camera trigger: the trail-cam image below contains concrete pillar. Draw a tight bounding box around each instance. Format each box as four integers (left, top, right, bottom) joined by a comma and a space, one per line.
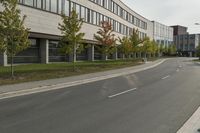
40, 39, 49, 64
112, 50, 118, 60
0, 52, 7, 66
88, 44, 94, 61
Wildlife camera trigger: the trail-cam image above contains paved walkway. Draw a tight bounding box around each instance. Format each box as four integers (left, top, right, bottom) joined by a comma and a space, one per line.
0, 59, 166, 98
177, 107, 200, 133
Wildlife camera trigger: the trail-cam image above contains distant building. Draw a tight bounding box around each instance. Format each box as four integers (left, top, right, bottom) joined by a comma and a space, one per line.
171, 25, 188, 35
152, 21, 174, 48
171, 25, 200, 57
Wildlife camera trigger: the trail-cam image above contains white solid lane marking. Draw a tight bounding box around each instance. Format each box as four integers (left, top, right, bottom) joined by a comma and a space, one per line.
161, 75, 170, 80
108, 88, 137, 98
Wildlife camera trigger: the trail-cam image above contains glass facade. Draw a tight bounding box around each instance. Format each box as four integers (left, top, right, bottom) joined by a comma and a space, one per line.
49, 40, 67, 62
8, 38, 40, 64
89, 0, 147, 30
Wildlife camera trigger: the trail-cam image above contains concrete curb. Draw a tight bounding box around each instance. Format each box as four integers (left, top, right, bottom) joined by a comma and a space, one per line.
0, 59, 167, 100
177, 107, 200, 133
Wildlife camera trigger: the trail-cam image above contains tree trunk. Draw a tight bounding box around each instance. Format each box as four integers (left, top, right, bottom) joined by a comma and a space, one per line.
73, 45, 76, 72
122, 54, 125, 60
11, 53, 14, 79
134, 53, 136, 59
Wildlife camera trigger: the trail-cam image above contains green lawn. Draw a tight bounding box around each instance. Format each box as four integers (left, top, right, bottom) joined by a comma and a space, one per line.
0, 58, 158, 85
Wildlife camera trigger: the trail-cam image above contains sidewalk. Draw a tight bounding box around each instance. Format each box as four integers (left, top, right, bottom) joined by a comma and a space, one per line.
0, 59, 167, 99
177, 107, 200, 133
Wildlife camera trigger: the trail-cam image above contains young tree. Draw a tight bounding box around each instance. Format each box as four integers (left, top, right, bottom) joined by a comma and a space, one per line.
159, 44, 165, 56
151, 40, 158, 57
118, 36, 132, 59
94, 21, 117, 60
0, 0, 30, 78
58, 9, 85, 71
196, 44, 200, 60
169, 45, 177, 55
142, 37, 152, 59
129, 29, 145, 58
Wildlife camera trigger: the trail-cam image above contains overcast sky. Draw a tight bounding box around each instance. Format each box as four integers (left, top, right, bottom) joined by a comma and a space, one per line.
123, 0, 200, 34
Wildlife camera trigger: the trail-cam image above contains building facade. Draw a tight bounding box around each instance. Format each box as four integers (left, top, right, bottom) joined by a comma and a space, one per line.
174, 34, 200, 56
171, 25, 200, 57
152, 21, 173, 48
1, 0, 154, 66
171, 25, 188, 36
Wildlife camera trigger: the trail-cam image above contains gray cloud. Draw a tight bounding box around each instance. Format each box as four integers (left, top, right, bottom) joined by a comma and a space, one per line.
123, 0, 200, 34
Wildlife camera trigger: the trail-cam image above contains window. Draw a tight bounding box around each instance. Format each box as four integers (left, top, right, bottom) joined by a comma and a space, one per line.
36, 0, 42, 8
24, 0, 34, 6
93, 11, 97, 25
58, 0, 62, 14
96, 13, 100, 26
81, 6, 85, 20
75, 4, 80, 19
64, 0, 69, 16
45, 0, 50, 11
50, 0, 57, 13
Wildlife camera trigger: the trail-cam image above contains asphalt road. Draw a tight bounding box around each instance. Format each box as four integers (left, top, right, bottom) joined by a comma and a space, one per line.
0, 58, 200, 133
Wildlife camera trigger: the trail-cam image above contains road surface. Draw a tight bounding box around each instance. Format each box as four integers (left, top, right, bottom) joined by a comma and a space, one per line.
0, 58, 200, 133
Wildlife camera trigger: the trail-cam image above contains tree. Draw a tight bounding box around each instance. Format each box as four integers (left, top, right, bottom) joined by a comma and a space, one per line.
196, 44, 200, 60
129, 29, 144, 58
151, 40, 159, 57
118, 36, 132, 59
94, 21, 117, 59
159, 44, 165, 56
58, 9, 85, 71
0, 0, 30, 78
142, 37, 152, 58
168, 45, 177, 55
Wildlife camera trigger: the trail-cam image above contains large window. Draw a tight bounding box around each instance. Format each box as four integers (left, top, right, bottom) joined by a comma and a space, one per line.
9, 38, 40, 63
45, 0, 50, 11
36, 0, 42, 8
50, 0, 57, 13
81, 6, 85, 20
64, 0, 69, 16
49, 40, 67, 62
24, 0, 34, 6
89, 0, 148, 30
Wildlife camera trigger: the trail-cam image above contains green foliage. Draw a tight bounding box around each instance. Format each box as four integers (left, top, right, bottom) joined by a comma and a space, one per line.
142, 37, 152, 54
196, 44, 200, 59
0, 0, 30, 56
58, 9, 85, 59
118, 36, 132, 56
159, 44, 164, 54
129, 29, 144, 53
0, 0, 30, 77
94, 21, 117, 55
168, 45, 177, 55
151, 40, 159, 56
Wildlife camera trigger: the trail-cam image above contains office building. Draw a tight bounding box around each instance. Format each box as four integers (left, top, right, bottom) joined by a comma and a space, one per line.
171, 25, 200, 56
152, 21, 173, 48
